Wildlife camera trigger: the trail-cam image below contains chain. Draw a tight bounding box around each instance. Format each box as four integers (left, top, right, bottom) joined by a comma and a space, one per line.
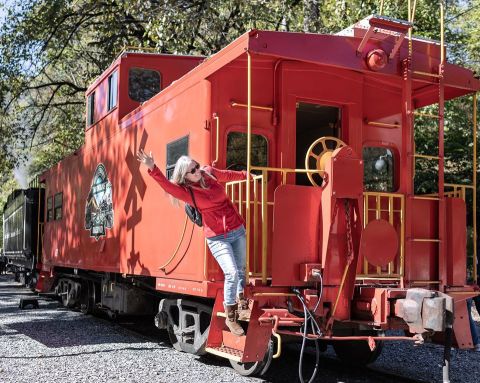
344, 200, 354, 264
326, 199, 355, 331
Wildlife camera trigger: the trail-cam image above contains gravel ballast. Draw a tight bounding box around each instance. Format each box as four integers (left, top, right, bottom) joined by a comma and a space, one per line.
1, 273, 479, 383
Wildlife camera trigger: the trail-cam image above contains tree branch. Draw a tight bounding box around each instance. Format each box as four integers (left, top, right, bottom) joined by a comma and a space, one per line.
26, 81, 86, 93
29, 85, 62, 148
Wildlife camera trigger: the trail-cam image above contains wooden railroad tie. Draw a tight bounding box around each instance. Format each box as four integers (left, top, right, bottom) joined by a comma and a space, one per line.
19, 298, 40, 310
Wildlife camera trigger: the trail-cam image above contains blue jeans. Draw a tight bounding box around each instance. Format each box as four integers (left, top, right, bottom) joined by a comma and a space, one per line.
467, 298, 479, 346
473, 294, 480, 314
206, 226, 246, 306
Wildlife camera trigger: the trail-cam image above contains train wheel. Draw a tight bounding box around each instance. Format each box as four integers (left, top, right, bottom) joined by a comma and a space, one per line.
163, 299, 212, 355
229, 339, 274, 377
80, 280, 96, 314
59, 280, 75, 308
332, 330, 384, 366
18, 272, 26, 286
167, 325, 183, 352
57, 279, 81, 308
28, 271, 38, 291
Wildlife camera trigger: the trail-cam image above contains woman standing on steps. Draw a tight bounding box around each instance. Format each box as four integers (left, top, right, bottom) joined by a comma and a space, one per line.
137, 149, 250, 336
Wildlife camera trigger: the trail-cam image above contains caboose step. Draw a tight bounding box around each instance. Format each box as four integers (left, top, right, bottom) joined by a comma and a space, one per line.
216, 311, 250, 322
205, 346, 243, 362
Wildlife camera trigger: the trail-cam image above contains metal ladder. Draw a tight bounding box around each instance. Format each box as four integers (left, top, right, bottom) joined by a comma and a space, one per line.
392, 0, 477, 287
397, 2, 450, 382
406, 1, 447, 288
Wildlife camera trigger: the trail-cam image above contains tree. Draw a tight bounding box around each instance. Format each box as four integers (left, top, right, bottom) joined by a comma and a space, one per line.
0, 0, 472, 185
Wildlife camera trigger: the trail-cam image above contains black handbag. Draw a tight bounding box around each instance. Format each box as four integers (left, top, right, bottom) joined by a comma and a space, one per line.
185, 187, 202, 227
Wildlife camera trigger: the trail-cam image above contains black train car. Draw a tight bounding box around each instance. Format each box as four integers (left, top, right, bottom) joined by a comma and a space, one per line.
2, 187, 44, 286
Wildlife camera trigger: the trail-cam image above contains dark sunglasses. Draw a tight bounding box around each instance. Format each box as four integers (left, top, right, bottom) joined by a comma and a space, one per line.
189, 164, 200, 174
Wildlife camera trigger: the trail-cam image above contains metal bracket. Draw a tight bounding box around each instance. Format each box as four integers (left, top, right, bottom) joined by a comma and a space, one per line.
356, 15, 413, 59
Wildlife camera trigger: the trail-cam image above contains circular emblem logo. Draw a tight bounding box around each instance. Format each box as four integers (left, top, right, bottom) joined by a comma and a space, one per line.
85, 164, 114, 240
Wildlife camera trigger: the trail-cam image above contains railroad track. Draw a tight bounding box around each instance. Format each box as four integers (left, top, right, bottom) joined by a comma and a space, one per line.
117, 315, 431, 383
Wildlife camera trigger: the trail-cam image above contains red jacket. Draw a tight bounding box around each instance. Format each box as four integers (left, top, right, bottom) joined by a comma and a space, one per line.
148, 165, 248, 238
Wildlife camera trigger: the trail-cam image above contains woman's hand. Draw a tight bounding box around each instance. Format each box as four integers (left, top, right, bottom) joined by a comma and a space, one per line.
137, 149, 155, 170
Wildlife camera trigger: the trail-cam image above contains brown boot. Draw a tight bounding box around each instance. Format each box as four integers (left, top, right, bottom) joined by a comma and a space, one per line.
225, 304, 244, 336
237, 293, 251, 321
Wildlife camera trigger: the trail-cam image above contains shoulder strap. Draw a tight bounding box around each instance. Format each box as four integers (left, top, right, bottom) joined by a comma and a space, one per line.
186, 186, 199, 211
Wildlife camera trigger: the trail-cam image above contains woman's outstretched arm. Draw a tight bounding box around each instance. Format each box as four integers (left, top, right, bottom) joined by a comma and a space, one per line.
137, 149, 190, 202
203, 165, 250, 183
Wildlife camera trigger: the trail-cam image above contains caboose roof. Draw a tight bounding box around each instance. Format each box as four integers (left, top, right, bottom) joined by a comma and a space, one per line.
120, 20, 480, 127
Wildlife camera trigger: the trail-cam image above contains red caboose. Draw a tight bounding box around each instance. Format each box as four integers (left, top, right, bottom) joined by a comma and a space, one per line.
39, 12, 479, 378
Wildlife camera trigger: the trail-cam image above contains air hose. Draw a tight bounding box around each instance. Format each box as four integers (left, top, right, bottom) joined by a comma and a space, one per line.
293, 273, 323, 383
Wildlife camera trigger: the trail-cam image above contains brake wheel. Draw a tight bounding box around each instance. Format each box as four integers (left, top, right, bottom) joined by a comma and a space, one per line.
305, 136, 346, 186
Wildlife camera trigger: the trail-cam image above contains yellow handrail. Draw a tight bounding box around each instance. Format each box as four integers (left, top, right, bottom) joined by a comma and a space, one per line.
251, 166, 324, 176
246, 51, 252, 285
230, 101, 273, 112
158, 215, 190, 271
473, 94, 477, 283
212, 114, 220, 165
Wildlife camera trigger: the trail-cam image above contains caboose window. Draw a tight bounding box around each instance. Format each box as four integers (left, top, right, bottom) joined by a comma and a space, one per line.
128, 68, 161, 103
107, 70, 118, 111
47, 196, 53, 222
87, 92, 95, 126
166, 136, 189, 179
226, 132, 268, 173
363, 147, 395, 192
54, 192, 63, 220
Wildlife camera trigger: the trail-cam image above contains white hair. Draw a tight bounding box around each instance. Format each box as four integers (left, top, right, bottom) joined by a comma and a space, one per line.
170, 156, 208, 188
169, 156, 209, 205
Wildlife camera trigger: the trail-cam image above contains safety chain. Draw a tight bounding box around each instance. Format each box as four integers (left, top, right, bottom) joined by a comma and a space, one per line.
326, 199, 356, 332
344, 200, 354, 264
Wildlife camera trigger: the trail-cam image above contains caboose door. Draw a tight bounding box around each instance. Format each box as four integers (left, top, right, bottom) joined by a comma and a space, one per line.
278, 62, 363, 182
295, 102, 341, 185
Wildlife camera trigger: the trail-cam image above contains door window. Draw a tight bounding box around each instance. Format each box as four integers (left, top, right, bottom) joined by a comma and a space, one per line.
363, 146, 395, 192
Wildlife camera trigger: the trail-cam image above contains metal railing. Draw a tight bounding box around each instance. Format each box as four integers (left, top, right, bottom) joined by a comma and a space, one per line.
357, 192, 405, 282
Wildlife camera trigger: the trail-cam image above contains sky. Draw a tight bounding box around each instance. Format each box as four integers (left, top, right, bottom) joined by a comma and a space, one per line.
0, 5, 5, 29
0, 0, 13, 29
